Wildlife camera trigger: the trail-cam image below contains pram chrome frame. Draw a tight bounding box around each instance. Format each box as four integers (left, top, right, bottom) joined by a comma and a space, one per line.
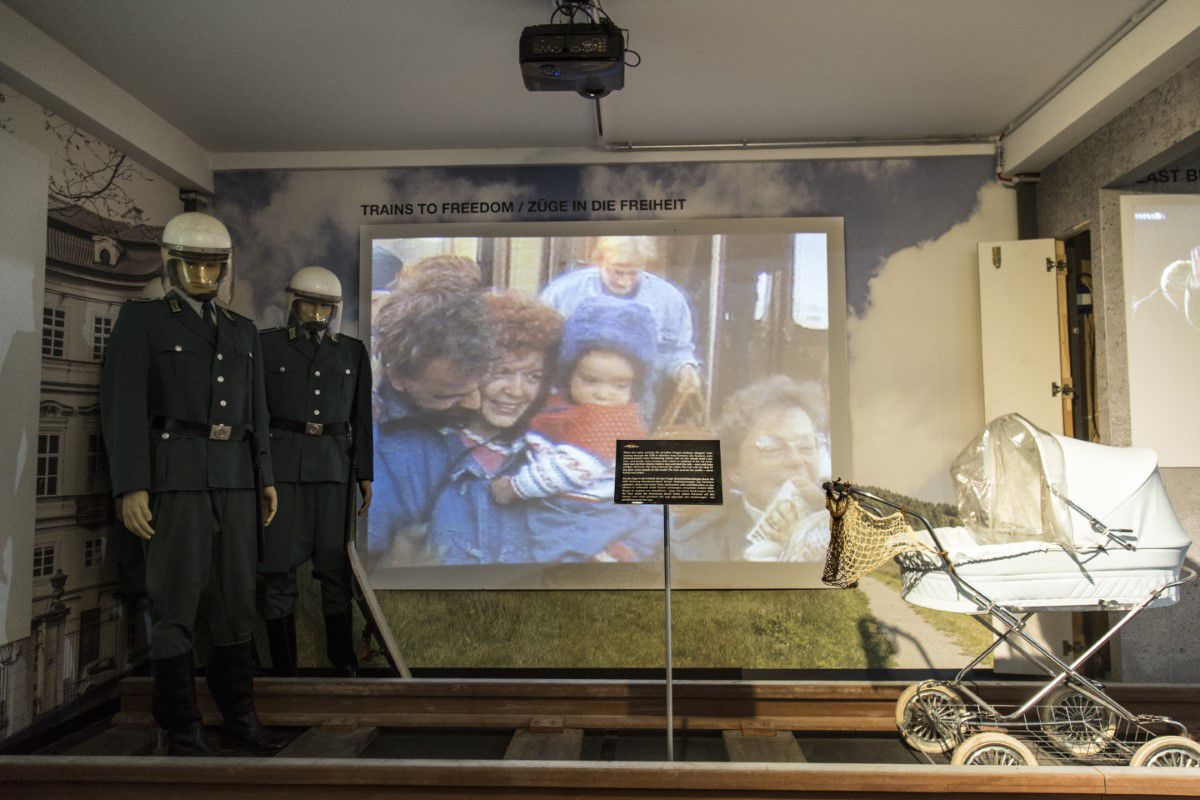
823, 480, 1197, 765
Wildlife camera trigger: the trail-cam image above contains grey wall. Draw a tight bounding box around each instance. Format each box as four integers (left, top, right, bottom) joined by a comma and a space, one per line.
1037, 56, 1200, 682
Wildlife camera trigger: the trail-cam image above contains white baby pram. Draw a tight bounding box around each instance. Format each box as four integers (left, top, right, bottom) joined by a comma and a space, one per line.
822, 413, 1198, 767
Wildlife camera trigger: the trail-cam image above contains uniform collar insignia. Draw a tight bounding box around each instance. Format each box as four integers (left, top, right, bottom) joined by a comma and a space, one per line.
167, 296, 182, 314
288, 327, 298, 341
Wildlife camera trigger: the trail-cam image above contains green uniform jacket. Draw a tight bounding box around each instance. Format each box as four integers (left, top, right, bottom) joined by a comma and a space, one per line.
260, 327, 374, 484
100, 291, 274, 496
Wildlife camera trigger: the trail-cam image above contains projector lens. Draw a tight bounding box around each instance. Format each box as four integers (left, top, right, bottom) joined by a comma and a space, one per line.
538, 64, 563, 78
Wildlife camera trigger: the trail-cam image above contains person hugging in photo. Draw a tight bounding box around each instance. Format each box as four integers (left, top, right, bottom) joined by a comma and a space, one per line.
491, 294, 659, 562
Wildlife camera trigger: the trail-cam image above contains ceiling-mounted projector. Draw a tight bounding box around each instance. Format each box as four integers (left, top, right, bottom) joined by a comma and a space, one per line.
519, 19, 625, 98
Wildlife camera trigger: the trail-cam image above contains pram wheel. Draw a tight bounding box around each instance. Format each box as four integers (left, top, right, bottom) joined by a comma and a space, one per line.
951, 732, 1039, 766
1039, 686, 1117, 757
1128, 736, 1200, 767
896, 683, 966, 754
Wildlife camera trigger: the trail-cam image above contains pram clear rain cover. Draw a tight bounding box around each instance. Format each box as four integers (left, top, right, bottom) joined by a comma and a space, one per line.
950, 413, 1076, 551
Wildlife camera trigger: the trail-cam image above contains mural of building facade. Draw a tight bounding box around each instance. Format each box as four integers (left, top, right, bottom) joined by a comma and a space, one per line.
0, 83, 180, 740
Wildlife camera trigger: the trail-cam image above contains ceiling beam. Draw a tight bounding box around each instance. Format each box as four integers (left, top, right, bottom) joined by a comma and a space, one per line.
1001, 0, 1200, 177
0, 2, 212, 192
211, 142, 995, 172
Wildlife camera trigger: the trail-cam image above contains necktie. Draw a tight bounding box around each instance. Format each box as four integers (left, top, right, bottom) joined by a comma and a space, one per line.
202, 300, 214, 327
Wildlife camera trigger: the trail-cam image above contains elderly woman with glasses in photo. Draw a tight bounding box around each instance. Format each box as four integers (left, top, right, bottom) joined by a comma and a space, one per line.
674, 375, 830, 562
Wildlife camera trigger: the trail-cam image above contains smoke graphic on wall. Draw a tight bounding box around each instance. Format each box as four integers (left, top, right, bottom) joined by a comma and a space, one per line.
848, 182, 1016, 501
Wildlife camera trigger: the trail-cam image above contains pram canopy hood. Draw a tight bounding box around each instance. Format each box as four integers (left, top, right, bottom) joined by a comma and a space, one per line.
948, 413, 1163, 551
952, 414, 1074, 549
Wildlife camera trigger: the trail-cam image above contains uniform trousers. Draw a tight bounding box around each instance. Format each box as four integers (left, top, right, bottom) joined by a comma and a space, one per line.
146, 489, 258, 659
259, 480, 352, 620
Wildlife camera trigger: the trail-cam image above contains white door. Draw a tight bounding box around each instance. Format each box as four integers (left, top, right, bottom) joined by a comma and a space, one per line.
976, 239, 1070, 434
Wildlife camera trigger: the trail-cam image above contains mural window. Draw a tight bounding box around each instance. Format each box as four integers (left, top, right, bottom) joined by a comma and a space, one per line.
77, 608, 101, 672
33, 544, 55, 578
83, 537, 104, 568
42, 307, 65, 358
37, 433, 60, 496
791, 233, 829, 330
86, 433, 107, 488
92, 316, 113, 361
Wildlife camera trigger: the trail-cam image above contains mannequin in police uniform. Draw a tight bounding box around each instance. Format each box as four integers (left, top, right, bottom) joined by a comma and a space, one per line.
100, 212, 285, 756
259, 267, 372, 676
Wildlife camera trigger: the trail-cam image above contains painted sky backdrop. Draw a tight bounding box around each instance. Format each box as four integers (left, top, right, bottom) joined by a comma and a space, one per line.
214, 156, 1015, 500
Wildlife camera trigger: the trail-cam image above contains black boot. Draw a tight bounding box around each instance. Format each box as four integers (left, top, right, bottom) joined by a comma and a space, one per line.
206, 641, 288, 755
265, 615, 298, 677
153, 652, 219, 757
324, 612, 358, 677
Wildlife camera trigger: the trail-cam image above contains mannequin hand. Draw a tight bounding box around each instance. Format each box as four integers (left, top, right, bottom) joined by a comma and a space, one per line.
120, 490, 155, 540
262, 485, 278, 526
675, 364, 701, 394
490, 477, 519, 505
358, 480, 373, 515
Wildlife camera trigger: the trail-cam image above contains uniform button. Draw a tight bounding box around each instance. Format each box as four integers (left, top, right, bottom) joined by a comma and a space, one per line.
314, 371, 321, 377
217, 376, 225, 382
345, 369, 351, 375
279, 366, 285, 372
314, 409, 321, 415
161, 432, 170, 440
216, 353, 224, 361
219, 400, 227, 407
314, 389, 321, 395
174, 345, 182, 352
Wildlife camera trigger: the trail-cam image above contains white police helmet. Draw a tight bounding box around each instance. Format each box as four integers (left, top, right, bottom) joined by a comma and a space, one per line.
160, 212, 233, 301
286, 266, 343, 335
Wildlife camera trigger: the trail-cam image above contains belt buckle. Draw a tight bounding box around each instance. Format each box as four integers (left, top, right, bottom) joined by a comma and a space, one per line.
209, 423, 232, 441
305, 421, 324, 436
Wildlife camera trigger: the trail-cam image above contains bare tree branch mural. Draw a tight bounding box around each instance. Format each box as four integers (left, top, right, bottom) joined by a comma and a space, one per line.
44, 110, 154, 234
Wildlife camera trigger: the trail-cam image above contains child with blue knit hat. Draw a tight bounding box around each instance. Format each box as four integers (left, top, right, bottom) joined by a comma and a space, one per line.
491, 295, 660, 562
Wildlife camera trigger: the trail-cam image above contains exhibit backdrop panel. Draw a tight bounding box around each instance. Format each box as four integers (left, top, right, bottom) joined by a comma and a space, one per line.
1120, 194, 1200, 466
360, 218, 847, 590
0, 132, 47, 646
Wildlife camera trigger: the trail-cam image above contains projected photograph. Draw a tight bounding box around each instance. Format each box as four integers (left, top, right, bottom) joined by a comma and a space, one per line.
363, 222, 844, 588
1121, 195, 1200, 467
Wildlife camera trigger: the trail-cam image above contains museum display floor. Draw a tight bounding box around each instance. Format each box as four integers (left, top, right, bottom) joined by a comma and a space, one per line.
2, 676, 1198, 798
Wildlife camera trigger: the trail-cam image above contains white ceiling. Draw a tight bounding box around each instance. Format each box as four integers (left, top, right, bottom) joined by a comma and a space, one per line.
4, 0, 1158, 153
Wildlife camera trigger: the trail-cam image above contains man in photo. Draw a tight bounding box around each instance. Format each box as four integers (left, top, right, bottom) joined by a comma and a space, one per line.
373, 270, 495, 431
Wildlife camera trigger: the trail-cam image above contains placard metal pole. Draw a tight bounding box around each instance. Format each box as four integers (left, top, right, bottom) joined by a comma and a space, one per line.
663, 503, 674, 762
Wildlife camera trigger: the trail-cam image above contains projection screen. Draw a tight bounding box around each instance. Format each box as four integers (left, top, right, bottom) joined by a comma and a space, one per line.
1121, 194, 1200, 467
359, 218, 847, 589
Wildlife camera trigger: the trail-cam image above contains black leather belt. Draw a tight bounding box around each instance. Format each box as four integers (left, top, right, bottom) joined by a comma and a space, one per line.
270, 417, 350, 437
151, 415, 253, 442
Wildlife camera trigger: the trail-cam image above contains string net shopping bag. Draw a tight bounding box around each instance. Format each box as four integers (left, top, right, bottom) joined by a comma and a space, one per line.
822, 491, 933, 588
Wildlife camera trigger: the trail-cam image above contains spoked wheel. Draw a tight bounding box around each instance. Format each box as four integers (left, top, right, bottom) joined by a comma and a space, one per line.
1039, 686, 1118, 757
895, 683, 967, 754
951, 732, 1039, 766
1128, 736, 1200, 767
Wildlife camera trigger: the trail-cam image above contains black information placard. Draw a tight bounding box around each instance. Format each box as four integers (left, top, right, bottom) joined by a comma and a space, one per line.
614, 439, 723, 506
